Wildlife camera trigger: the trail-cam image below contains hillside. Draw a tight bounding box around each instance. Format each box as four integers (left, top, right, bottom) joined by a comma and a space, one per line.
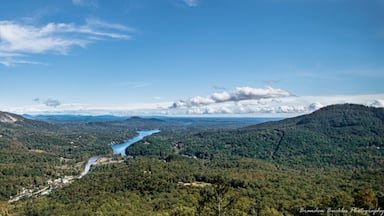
163, 104, 384, 169
1, 104, 384, 215
249, 103, 384, 135
0, 111, 22, 123
0, 112, 134, 201
0, 113, 61, 200
246, 104, 384, 167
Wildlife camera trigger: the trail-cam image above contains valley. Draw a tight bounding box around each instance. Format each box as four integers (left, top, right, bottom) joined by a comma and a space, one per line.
0, 104, 383, 215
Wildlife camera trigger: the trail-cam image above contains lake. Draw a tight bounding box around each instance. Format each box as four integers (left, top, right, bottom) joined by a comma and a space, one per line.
111, 129, 161, 156
80, 130, 160, 177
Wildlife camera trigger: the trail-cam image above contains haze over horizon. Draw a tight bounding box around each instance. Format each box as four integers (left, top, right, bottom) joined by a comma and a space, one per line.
1, 0, 383, 117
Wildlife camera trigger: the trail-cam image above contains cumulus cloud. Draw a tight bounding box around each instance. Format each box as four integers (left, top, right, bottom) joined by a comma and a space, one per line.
5, 93, 382, 117
171, 87, 291, 108
0, 19, 133, 66
370, 99, 384, 107
308, 102, 324, 111
183, 103, 322, 116
34, 98, 61, 108
185, 106, 263, 115
168, 92, 384, 116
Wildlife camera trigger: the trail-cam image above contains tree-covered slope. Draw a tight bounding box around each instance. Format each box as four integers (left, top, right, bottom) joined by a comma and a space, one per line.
247, 104, 384, 168
0, 112, 133, 201
0, 113, 62, 200
10, 156, 384, 215
250, 103, 384, 139
1, 105, 384, 215
160, 104, 384, 169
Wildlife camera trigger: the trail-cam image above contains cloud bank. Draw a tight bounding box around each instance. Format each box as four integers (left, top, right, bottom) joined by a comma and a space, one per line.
0, 18, 133, 66
171, 87, 291, 108
167, 88, 384, 116
2, 93, 383, 116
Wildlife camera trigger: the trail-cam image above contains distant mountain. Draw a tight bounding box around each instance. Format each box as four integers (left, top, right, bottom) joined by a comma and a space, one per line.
0, 111, 56, 133
246, 104, 384, 143
23, 114, 129, 123
249, 103, 384, 131
1, 111, 53, 130
175, 104, 384, 169
126, 116, 165, 123
120, 116, 166, 130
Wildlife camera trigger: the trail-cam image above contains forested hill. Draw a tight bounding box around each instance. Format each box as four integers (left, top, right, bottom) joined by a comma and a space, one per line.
172, 104, 384, 169
247, 103, 384, 133
245, 104, 384, 149
250, 104, 384, 167
0, 111, 24, 123
0, 111, 54, 130
122, 116, 166, 129
2, 105, 384, 215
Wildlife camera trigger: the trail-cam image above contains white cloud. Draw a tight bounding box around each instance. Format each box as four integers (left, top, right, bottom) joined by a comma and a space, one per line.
308, 102, 324, 111
0, 58, 41, 67
277, 105, 306, 113
0, 21, 84, 54
182, 0, 198, 7
171, 86, 291, 108
2, 94, 383, 117
0, 19, 133, 66
233, 87, 291, 101
189, 96, 215, 106
369, 99, 384, 108
168, 93, 384, 116
211, 91, 231, 102
85, 18, 135, 33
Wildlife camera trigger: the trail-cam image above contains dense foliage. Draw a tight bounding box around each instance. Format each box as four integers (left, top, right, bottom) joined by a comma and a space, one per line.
0, 115, 141, 202
159, 104, 384, 170
0, 104, 383, 215
8, 157, 384, 215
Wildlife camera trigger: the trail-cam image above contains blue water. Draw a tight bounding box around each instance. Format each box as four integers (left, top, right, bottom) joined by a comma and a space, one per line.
111, 130, 161, 156
79, 130, 160, 177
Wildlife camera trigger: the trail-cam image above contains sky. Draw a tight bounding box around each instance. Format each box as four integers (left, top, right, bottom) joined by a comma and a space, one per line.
0, 0, 383, 117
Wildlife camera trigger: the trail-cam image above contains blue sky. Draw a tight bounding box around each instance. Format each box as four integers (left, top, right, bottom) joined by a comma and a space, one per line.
0, 0, 383, 116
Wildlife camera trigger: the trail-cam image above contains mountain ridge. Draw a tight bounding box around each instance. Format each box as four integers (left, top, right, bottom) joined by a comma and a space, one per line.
167, 104, 384, 169
0, 111, 24, 123
246, 103, 384, 130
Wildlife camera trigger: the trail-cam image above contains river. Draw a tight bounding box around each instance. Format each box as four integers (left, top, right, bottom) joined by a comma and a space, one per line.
80, 129, 160, 176
9, 130, 161, 203
111, 129, 161, 156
